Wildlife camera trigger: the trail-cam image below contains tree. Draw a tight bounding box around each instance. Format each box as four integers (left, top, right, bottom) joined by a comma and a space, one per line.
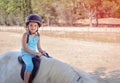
81, 0, 101, 27
0, 0, 120, 26
31, 0, 58, 26
101, 0, 120, 18
22, 0, 33, 20
0, 0, 11, 25
0, 0, 23, 25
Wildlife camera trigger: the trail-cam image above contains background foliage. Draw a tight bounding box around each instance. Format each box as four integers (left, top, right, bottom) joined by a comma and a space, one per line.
0, 0, 120, 26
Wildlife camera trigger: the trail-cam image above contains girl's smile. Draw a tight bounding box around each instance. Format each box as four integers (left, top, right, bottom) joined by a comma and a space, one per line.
28, 22, 39, 34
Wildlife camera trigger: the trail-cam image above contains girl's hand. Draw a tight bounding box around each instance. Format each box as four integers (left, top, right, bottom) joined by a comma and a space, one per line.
41, 50, 46, 55
35, 52, 43, 57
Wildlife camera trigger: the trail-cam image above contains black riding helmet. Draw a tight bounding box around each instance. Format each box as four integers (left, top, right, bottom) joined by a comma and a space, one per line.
25, 14, 42, 27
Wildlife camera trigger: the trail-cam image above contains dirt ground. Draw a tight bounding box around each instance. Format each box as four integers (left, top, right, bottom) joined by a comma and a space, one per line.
0, 31, 120, 83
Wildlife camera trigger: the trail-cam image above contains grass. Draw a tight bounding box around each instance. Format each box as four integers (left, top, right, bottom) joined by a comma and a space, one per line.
40, 31, 120, 43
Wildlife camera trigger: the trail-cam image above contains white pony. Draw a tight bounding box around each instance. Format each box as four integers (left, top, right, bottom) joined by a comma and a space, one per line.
0, 51, 97, 83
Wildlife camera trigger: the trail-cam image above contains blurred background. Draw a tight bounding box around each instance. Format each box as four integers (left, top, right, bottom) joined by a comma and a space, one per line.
0, 0, 120, 27
0, 0, 120, 83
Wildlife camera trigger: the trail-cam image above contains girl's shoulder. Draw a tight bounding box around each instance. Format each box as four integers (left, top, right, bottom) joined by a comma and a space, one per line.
22, 32, 28, 38
23, 32, 28, 36
22, 32, 30, 43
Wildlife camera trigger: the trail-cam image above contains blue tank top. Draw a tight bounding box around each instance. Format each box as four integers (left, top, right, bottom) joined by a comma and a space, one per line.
21, 34, 39, 56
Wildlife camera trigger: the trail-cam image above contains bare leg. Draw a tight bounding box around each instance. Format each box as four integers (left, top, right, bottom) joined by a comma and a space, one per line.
24, 71, 31, 83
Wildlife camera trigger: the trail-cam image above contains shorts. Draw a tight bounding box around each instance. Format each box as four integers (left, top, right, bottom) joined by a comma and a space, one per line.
22, 54, 35, 72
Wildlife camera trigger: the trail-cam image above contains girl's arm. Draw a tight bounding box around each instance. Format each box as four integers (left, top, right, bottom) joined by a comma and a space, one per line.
22, 33, 39, 55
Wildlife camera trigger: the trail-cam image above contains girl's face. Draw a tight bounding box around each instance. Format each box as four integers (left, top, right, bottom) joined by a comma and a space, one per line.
28, 22, 39, 34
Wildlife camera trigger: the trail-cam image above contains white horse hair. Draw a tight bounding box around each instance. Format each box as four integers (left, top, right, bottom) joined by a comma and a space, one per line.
0, 51, 97, 83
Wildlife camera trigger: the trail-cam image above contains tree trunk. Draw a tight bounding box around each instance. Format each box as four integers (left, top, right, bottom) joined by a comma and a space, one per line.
95, 14, 98, 27
89, 12, 93, 27
95, 7, 98, 27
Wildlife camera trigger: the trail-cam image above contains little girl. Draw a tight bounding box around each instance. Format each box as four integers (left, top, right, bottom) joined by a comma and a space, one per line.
21, 14, 46, 83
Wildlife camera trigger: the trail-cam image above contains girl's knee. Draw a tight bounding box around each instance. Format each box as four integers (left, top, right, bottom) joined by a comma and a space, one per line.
26, 64, 34, 72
